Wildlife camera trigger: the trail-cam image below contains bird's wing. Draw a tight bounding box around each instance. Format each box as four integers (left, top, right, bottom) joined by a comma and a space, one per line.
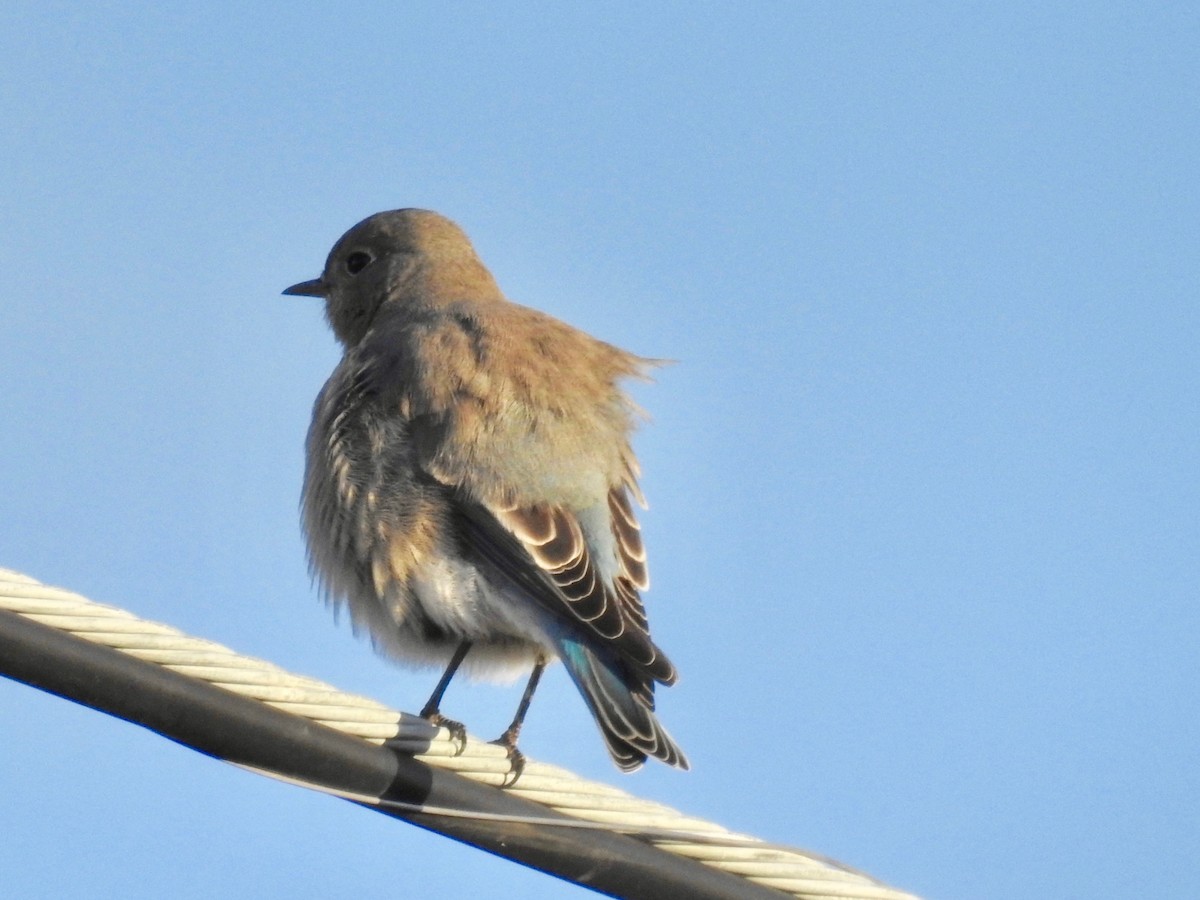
389, 306, 675, 684
452, 491, 677, 688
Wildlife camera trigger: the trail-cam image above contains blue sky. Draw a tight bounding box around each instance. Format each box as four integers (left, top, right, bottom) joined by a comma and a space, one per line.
2, 4, 1197, 898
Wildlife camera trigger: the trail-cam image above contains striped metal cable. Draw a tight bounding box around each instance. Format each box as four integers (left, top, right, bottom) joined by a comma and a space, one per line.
0, 568, 919, 900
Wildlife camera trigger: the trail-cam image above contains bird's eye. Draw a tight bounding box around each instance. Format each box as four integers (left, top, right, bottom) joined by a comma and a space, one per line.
345, 251, 372, 275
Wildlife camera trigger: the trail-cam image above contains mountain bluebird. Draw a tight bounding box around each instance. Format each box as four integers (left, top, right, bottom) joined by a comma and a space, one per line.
284, 209, 687, 775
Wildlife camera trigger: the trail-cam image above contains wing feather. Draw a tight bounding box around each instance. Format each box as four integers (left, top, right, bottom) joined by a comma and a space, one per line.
454, 494, 677, 686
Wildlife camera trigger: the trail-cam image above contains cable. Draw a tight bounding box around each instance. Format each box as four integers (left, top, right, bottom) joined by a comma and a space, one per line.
0, 568, 920, 900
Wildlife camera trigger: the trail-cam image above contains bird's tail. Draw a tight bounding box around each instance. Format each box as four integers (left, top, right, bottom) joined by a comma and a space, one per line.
554, 634, 689, 772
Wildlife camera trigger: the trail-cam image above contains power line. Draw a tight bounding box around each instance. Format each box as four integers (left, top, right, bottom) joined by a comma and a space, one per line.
0, 568, 919, 900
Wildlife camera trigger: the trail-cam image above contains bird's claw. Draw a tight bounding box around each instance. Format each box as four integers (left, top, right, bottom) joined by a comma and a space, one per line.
490, 731, 527, 786
423, 710, 468, 756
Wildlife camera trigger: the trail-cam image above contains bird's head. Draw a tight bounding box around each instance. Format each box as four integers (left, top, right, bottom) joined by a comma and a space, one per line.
284, 208, 501, 347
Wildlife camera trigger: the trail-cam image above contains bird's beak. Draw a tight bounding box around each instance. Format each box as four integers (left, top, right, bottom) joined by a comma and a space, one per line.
282, 278, 328, 297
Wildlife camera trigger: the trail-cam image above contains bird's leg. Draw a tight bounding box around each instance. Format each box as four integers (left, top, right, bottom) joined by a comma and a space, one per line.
420, 640, 472, 755
492, 655, 547, 786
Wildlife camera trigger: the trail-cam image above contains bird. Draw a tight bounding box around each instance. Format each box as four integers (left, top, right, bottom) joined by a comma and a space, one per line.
283, 209, 688, 776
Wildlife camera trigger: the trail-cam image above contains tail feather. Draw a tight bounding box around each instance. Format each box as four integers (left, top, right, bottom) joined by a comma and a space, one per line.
556, 635, 689, 772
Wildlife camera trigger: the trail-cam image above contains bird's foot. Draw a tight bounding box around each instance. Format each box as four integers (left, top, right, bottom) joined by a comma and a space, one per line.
490, 727, 527, 787
421, 708, 468, 756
